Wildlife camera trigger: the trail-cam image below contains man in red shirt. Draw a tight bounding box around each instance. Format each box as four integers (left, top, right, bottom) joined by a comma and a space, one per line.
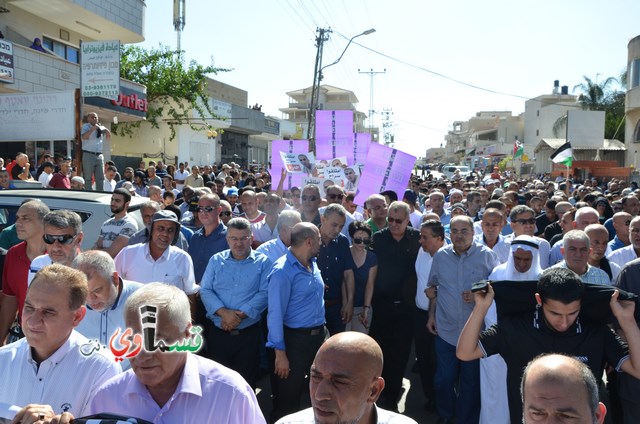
48, 157, 71, 189
0, 199, 49, 344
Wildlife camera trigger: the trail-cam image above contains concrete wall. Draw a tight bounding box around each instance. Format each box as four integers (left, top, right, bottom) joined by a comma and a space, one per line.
9, 44, 79, 93
74, 0, 145, 37
626, 35, 640, 169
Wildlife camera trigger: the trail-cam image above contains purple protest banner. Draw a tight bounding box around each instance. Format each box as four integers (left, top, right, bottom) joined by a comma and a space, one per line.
353, 143, 416, 206
316, 110, 354, 161
316, 110, 353, 140
353, 133, 371, 165
270, 139, 309, 190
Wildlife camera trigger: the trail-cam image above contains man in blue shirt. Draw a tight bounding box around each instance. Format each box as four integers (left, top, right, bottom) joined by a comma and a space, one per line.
318, 204, 355, 335
266, 222, 327, 422
188, 194, 229, 283
200, 217, 270, 389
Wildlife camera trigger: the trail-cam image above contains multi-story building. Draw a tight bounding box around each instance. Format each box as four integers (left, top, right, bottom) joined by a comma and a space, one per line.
119, 77, 280, 168
443, 111, 524, 169
0, 0, 147, 164
626, 35, 640, 169
280, 84, 377, 142
524, 81, 579, 145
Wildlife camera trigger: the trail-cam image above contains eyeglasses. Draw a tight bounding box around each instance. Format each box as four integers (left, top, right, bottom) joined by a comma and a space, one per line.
513, 218, 536, 225
327, 194, 344, 200
353, 238, 371, 245
388, 217, 405, 225
625, 220, 631, 226
219, 211, 232, 217
228, 236, 251, 242
197, 206, 217, 213
43, 234, 76, 245
301, 195, 318, 202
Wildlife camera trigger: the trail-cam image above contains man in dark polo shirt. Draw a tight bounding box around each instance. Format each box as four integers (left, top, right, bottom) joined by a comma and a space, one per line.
457, 267, 640, 424
317, 203, 355, 335
369, 200, 420, 411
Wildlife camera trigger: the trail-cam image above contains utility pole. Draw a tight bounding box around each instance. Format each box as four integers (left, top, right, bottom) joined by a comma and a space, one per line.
358, 68, 386, 138
381, 108, 394, 147
307, 27, 331, 150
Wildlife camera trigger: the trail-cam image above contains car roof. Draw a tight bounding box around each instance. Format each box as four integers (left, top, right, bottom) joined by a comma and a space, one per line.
0, 189, 148, 207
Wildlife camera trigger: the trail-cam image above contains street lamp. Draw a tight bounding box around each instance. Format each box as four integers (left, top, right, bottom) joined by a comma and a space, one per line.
307, 28, 376, 151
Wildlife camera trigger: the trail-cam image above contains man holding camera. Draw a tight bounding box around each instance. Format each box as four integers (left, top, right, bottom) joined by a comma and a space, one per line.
81, 112, 110, 191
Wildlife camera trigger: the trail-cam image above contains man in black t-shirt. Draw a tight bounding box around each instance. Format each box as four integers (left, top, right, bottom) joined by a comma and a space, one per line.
457, 267, 640, 423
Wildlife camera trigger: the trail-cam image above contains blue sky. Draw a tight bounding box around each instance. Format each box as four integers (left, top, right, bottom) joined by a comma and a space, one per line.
141, 0, 640, 158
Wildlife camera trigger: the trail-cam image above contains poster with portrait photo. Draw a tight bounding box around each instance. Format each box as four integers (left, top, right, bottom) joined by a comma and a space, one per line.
280, 151, 316, 176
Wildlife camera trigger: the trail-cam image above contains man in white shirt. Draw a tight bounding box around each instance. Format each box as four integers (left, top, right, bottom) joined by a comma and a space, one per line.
256, 210, 301, 263
103, 165, 117, 192
0, 264, 120, 421
414, 219, 445, 412
608, 216, 640, 268
73, 250, 142, 347
38, 162, 54, 188
115, 210, 198, 299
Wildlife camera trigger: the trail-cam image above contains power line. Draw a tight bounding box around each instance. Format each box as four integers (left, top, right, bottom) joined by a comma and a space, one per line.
333, 30, 586, 109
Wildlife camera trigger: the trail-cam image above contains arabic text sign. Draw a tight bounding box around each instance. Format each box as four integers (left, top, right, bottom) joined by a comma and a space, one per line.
0, 39, 14, 84
81, 40, 120, 99
280, 151, 315, 174
270, 140, 309, 190
0, 91, 75, 141
354, 143, 416, 206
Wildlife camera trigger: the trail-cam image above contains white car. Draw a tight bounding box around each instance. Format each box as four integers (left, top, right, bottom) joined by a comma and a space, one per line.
441, 165, 470, 179
0, 189, 146, 250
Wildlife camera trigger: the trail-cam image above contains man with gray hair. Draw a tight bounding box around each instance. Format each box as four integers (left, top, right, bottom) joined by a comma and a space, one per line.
370, 201, 421, 411
426, 214, 499, 423
549, 206, 601, 265
0, 199, 49, 344
73, 250, 142, 347
256, 209, 302, 263
27, 209, 84, 285
551, 230, 611, 285
200, 217, 271, 388
318, 203, 355, 335
520, 353, 606, 424
77, 283, 265, 423
365, 193, 388, 233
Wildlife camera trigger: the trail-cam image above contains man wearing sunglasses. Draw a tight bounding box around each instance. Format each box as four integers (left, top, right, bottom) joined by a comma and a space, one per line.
188, 194, 229, 285
115, 211, 199, 303
369, 201, 421, 412
27, 210, 84, 286
299, 184, 322, 227
608, 211, 632, 252
506, 205, 551, 269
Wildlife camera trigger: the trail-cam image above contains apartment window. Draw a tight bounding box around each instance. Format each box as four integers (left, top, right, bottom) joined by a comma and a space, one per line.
634, 120, 640, 143
536, 130, 539, 136
536, 110, 539, 117
631, 59, 640, 89
42, 37, 79, 64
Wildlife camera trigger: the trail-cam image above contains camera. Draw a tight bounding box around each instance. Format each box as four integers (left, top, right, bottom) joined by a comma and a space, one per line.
96, 127, 102, 137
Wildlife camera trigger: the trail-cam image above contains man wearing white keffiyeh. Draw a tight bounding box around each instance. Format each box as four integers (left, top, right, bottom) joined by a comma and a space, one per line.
479, 235, 543, 424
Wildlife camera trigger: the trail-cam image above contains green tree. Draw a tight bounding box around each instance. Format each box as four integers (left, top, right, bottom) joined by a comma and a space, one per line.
113, 44, 229, 140
553, 74, 625, 140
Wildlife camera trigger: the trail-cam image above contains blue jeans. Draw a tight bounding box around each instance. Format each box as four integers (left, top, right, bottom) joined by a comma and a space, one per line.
434, 335, 480, 423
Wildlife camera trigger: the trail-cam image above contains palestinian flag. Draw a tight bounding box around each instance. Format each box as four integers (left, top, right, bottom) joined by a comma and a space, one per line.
513, 140, 524, 158
550, 141, 573, 167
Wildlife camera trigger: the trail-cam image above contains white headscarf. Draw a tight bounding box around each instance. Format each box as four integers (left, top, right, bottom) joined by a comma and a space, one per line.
489, 235, 543, 281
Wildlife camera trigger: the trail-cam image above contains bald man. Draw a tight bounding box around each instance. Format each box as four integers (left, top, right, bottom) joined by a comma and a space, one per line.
521, 353, 606, 424
276, 332, 417, 424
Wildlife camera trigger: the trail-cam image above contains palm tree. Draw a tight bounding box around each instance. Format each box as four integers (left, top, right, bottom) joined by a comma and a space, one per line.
552, 75, 625, 140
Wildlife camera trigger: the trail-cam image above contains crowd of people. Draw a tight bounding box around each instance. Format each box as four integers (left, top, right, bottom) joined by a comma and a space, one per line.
1, 156, 640, 423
